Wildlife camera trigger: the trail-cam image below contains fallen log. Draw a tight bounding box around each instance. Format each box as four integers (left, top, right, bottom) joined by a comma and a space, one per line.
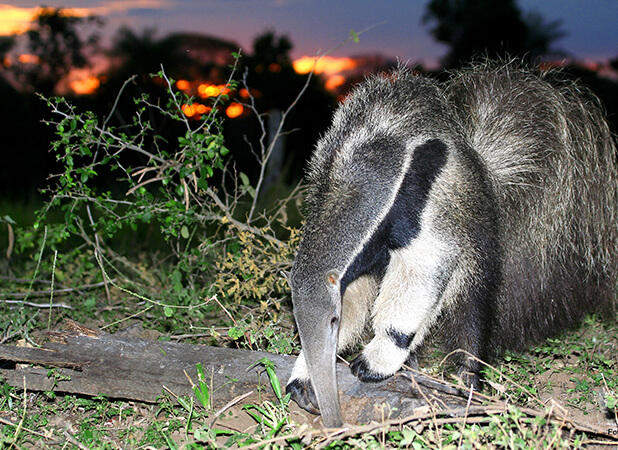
0, 320, 472, 425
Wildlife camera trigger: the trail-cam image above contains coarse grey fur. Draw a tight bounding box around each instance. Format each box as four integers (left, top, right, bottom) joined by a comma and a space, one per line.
444, 63, 618, 353
286, 60, 618, 428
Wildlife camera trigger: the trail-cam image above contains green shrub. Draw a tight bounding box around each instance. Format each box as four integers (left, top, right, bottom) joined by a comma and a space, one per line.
11, 57, 301, 348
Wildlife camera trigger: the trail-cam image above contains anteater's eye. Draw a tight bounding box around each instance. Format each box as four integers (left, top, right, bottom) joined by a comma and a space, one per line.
330, 316, 339, 327
325, 270, 339, 286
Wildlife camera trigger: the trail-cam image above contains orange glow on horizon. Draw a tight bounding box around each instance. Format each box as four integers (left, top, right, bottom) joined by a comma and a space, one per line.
197, 83, 231, 98
225, 103, 243, 118
18, 53, 39, 64
293, 56, 358, 76
181, 103, 198, 117
0, 5, 35, 35
181, 102, 213, 118
176, 79, 190, 90
325, 74, 346, 91
70, 75, 100, 95
196, 104, 211, 115
0, 5, 94, 36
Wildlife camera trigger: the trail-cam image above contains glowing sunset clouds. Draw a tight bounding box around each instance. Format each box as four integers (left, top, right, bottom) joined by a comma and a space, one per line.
293, 55, 357, 76
0, 5, 35, 35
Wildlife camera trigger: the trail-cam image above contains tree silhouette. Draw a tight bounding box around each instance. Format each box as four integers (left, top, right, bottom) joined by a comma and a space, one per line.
13, 6, 102, 95
243, 31, 298, 109
0, 36, 15, 63
423, 0, 565, 68
230, 31, 335, 186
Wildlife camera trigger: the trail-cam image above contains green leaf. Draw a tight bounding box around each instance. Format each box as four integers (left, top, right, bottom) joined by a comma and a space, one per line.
177, 396, 193, 413
164, 306, 174, 317
228, 324, 245, 340
197, 178, 208, 190
239, 172, 250, 187
180, 225, 190, 239
193, 363, 210, 408
255, 357, 283, 402
350, 29, 360, 43
606, 393, 616, 410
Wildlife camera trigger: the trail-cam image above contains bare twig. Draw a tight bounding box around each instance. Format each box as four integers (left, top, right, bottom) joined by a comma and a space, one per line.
441, 349, 546, 408
1, 280, 115, 299
204, 187, 286, 247
101, 75, 137, 131
86, 204, 111, 303
0, 299, 72, 309
209, 390, 254, 428
62, 430, 90, 450
0, 417, 53, 441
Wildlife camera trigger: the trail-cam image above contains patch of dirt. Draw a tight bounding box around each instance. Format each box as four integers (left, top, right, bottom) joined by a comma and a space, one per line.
535, 366, 615, 430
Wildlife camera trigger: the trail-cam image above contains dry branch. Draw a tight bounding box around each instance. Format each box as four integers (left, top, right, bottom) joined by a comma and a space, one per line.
1, 280, 115, 299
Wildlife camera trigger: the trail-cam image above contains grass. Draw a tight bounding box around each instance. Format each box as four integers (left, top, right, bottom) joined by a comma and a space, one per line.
1, 292, 617, 448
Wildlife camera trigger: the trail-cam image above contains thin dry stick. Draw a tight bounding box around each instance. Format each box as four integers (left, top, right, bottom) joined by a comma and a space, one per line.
169, 332, 216, 340
458, 384, 475, 449
316, 403, 616, 448
408, 367, 443, 446
209, 391, 254, 428
0, 417, 51, 440
0, 299, 72, 309
440, 349, 547, 408
47, 250, 58, 329
6, 221, 14, 259
161, 385, 180, 401
1, 276, 66, 285
93, 249, 213, 311
99, 304, 155, 331
100, 75, 137, 131
546, 403, 567, 449
600, 373, 618, 426
242, 400, 618, 450
86, 204, 111, 304
2, 280, 115, 299
22, 226, 47, 304
204, 186, 285, 247
62, 430, 90, 450
401, 365, 492, 402
9, 377, 28, 450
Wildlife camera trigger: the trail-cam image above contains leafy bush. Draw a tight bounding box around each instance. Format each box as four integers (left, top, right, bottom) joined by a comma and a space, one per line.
13, 56, 303, 348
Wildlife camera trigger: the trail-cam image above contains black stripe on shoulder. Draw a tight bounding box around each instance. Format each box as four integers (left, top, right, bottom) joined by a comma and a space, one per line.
386, 138, 448, 249
340, 139, 448, 295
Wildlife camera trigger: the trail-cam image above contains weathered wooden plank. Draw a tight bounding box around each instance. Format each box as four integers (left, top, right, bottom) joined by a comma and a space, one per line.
0, 322, 471, 425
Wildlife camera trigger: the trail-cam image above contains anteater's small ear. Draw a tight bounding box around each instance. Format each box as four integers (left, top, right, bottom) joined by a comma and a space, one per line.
281, 270, 292, 288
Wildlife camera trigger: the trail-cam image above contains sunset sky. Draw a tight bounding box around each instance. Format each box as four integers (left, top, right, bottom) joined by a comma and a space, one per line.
2, 0, 617, 68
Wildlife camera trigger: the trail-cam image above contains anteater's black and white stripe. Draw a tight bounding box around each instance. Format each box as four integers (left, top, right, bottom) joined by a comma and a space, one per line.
286, 61, 618, 428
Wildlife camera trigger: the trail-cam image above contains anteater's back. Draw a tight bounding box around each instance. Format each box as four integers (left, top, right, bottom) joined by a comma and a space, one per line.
445, 62, 618, 353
